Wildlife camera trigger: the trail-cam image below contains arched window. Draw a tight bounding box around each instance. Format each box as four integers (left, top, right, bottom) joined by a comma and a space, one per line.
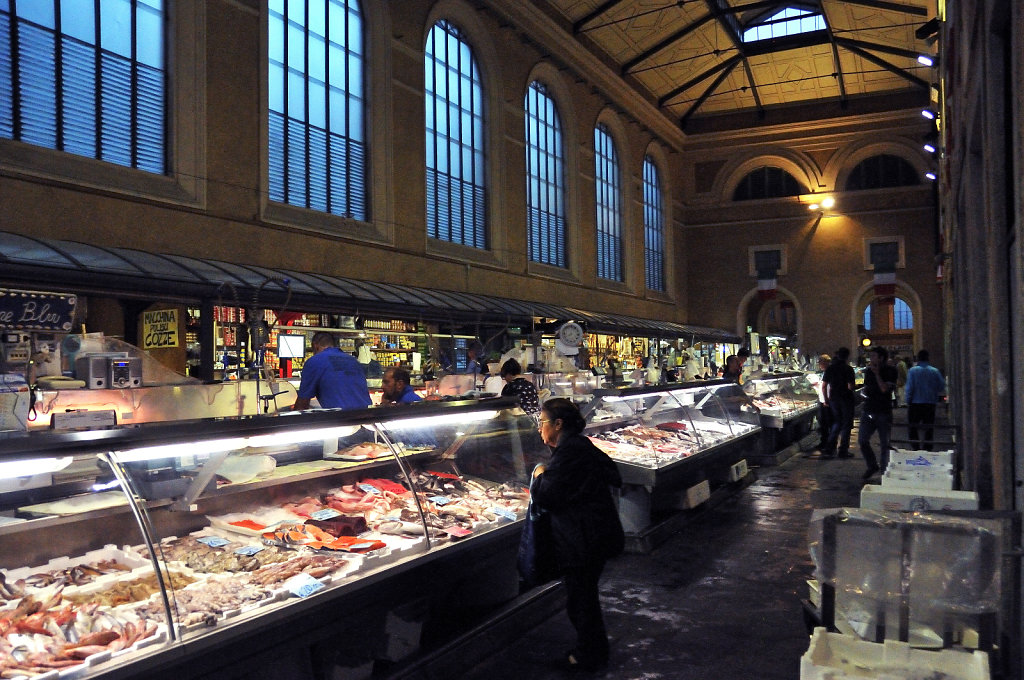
269, 0, 367, 220
425, 20, 486, 249
893, 299, 913, 330
845, 154, 919, 191
594, 124, 622, 281
525, 81, 566, 268
864, 299, 914, 333
642, 155, 665, 292
1, 0, 165, 172
733, 166, 805, 200
863, 305, 872, 331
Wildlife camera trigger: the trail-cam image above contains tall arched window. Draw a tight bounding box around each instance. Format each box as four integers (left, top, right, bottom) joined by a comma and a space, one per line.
733, 166, 805, 200
893, 298, 913, 330
845, 154, 919, 191
1, 0, 165, 172
594, 123, 622, 282
525, 81, 566, 268
268, 0, 367, 220
643, 155, 665, 292
425, 20, 486, 249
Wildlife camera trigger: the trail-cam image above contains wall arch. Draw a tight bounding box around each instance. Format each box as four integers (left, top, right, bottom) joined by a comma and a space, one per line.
736, 285, 805, 353
850, 279, 924, 354
716, 148, 822, 203
827, 138, 932, 191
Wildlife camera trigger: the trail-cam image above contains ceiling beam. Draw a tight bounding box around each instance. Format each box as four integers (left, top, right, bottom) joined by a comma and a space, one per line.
573, 0, 630, 33
659, 54, 743, 106
832, 0, 928, 16
704, 0, 763, 115
821, 1, 849, 105
834, 36, 926, 61
621, 0, 781, 74
839, 40, 930, 89
680, 58, 741, 128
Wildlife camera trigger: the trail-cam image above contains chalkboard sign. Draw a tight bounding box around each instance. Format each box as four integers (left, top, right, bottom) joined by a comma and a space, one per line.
0, 289, 77, 331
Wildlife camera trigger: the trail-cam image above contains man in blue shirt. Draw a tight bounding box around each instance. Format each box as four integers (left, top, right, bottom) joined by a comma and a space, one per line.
292, 332, 371, 411
904, 349, 946, 450
381, 367, 422, 404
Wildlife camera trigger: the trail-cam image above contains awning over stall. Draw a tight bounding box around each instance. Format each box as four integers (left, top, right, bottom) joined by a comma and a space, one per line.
0, 231, 739, 343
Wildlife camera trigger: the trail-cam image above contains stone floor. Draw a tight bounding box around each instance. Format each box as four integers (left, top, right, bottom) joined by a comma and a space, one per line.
456, 424, 883, 679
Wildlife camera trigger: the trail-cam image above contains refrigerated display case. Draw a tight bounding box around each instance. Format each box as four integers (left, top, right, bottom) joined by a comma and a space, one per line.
0, 398, 546, 680
742, 372, 819, 463
580, 380, 760, 549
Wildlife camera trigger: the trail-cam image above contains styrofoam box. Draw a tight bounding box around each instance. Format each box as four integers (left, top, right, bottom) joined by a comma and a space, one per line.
728, 459, 749, 482
861, 484, 978, 512
881, 469, 953, 490
801, 627, 988, 680
890, 449, 954, 466
684, 480, 711, 508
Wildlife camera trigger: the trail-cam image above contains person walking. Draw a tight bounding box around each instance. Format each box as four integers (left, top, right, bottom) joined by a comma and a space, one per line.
820, 347, 856, 458
904, 349, 946, 450
858, 346, 898, 479
530, 398, 624, 671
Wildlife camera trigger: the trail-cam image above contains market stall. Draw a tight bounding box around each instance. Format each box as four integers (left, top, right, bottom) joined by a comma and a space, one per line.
743, 372, 819, 464
580, 380, 761, 552
0, 397, 547, 680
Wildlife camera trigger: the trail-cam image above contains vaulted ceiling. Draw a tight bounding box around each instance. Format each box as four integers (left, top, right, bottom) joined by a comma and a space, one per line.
535, 0, 938, 132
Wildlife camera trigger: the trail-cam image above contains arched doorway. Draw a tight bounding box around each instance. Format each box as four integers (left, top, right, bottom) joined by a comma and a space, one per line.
856, 295, 916, 365
744, 290, 802, 368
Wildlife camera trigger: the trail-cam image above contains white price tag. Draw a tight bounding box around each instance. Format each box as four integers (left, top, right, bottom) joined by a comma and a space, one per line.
196, 536, 230, 548
491, 507, 517, 521
310, 508, 341, 520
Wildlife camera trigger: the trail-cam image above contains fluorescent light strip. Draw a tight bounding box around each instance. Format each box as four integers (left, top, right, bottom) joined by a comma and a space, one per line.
0, 456, 73, 480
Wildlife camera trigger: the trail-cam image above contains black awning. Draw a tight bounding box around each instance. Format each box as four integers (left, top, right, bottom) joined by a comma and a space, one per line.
0, 230, 738, 342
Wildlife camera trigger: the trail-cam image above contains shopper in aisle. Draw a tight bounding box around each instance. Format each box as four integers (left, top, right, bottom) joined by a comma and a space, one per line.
820, 347, 856, 458
814, 354, 833, 449
499, 358, 541, 415
904, 349, 946, 450
463, 342, 484, 375
858, 346, 898, 479
291, 332, 372, 411
381, 367, 421, 404
722, 354, 743, 382
531, 398, 624, 672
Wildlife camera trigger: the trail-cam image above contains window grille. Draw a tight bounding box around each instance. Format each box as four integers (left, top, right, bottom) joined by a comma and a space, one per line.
643, 155, 665, 292
525, 81, 566, 268
594, 123, 622, 281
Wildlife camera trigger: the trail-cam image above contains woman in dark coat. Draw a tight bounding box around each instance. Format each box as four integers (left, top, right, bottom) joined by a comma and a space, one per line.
530, 398, 624, 671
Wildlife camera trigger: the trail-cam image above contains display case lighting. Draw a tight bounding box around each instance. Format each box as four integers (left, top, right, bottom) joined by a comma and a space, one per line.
246, 425, 361, 448
383, 410, 498, 431
0, 456, 73, 480
113, 438, 248, 463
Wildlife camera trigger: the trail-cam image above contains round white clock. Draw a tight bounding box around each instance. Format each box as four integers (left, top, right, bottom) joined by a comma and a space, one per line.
557, 321, 584, 347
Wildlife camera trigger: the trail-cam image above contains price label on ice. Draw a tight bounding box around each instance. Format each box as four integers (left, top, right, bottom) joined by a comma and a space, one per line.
234, 545, 265, 556
310, 508, 341, 520
285, 572, 326, 598
197, 536, 230, 548
357, 483, 381, 495
428, 496, 450, 506
491, 507, 517, 521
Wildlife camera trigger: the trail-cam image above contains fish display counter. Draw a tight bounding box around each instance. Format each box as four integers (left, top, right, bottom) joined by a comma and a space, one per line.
742, 372, 819, 463
0, 398, 548, 680
580, 380, 761, 550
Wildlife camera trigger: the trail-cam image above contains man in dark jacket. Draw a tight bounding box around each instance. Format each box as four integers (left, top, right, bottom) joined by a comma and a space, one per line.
820, 347, 856, 458
531, 398, 623, 671
859, 346, 898, 479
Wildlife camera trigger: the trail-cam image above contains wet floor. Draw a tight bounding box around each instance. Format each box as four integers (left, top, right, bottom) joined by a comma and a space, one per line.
457, 432, 875, 680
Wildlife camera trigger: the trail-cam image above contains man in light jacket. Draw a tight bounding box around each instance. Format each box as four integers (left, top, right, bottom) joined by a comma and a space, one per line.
904, 349, 946, 450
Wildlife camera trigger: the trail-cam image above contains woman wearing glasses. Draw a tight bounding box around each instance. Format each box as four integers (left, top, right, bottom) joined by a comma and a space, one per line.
531, 398, 624, 671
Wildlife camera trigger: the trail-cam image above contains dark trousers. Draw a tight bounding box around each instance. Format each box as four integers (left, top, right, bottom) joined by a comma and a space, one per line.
859, 411, 892, 471
908, 403, 938, 450
563, 562, 609, 666
818, 402, 833, 444
824, 398, 854, 455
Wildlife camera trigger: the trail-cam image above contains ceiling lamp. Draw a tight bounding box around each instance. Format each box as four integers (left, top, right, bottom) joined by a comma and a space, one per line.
917, 55, 935, 67
925, 171, 937, 181
923, 143, 937, 154
921, 109, 936, 120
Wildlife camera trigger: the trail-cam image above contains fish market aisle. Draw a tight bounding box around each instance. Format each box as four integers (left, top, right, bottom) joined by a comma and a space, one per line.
455, 446, 865, 679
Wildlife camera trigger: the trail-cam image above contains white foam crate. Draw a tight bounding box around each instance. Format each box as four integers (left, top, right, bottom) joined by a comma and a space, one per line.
890, 449, 954, 466
880, 469, 954, 490
801, 627, 988, 680
861, 485, 978, 512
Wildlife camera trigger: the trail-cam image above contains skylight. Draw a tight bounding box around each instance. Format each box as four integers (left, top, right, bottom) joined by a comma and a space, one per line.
742, 7, 826, 43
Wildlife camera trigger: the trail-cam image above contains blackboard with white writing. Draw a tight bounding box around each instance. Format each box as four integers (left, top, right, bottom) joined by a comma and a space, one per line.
0, 290, 77, 331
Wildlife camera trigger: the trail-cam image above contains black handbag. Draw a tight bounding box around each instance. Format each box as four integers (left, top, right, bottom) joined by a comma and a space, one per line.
517, 474, 558, 587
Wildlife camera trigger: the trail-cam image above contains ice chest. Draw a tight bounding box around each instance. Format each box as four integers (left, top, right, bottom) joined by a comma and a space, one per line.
861, 484, 978, 512
801, 627, 988, 680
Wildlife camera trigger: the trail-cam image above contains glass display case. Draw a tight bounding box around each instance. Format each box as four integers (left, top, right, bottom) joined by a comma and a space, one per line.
0, 398, 545, 679
583, 381, 761, 472
742, 372, 819, 429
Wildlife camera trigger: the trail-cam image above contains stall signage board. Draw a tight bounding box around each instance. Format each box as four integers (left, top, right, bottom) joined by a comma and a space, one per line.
142, 309, 179, 349
0, 289, 76, 331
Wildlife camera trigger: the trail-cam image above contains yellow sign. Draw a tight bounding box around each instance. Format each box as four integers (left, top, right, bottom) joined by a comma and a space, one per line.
143, 308, 179, 349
